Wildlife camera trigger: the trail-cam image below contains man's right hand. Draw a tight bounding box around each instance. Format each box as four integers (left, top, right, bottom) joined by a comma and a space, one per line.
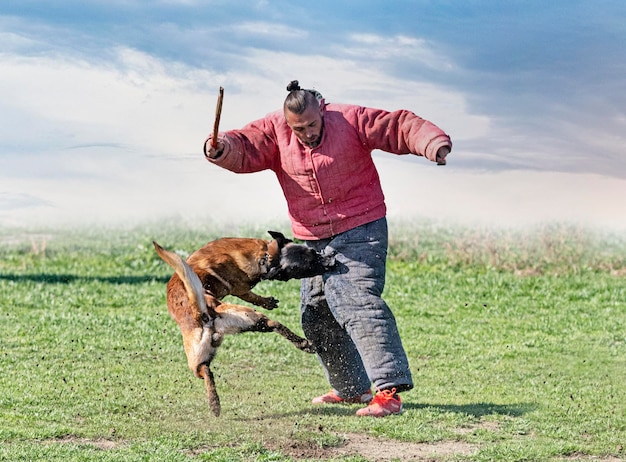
205, 137, 225, 159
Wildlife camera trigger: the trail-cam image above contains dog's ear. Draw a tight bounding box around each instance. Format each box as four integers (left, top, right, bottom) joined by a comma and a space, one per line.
264, 235, 282, 280
265, 231, 289, 281
267, 230, 292, 247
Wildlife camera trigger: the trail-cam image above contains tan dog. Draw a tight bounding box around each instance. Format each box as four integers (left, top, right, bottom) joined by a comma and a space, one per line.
153, 232, 335, 416
178, 230, 335, 312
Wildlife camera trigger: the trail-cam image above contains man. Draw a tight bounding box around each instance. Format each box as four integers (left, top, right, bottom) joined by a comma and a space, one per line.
204, 80, 452, 417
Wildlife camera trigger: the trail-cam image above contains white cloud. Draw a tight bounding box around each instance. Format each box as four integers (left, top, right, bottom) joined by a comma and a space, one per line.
0, 150, 288, 228
0, 47, 217, 154
231, 21, 306, 39
236, 48, 489, 141
0, 30, 40, 51
375, 155, 626, 231
345, 33, 455, 71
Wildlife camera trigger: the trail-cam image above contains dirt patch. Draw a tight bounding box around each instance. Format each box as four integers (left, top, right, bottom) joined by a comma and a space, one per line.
454, 420, 501, 435
281, 433, 477, 461
47, 436, 119, 450
560, 454, 624, 462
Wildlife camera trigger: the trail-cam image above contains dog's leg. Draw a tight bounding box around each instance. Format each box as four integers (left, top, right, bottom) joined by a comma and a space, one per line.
236, 290, 279, 310
198, 363, 220, 417
265, 319, 317, 353
182, 327, 222, 414
202, 291, 222, 318
214, 305, 316, 353
242, 314, 316, 353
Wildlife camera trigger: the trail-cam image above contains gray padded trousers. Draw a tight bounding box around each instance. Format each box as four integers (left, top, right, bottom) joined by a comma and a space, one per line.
300, 217, 413, 398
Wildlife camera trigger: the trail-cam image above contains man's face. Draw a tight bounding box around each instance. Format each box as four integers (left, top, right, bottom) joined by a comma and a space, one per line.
285, 104, 324, 148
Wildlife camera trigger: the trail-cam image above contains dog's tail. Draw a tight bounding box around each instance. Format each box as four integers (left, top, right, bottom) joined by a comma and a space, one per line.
199, 363, 221, 416
153, 241, 211, 320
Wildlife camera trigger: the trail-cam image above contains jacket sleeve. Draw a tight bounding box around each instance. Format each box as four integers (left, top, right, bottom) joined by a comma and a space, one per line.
204, 115, 280, 173
355, 106, 452, 163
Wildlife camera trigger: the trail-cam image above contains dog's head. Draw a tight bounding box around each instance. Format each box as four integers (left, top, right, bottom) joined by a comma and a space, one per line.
264, 230, 336, 281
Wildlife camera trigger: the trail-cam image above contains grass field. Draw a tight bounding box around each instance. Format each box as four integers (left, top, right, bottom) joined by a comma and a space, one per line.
1, 221, 625, 461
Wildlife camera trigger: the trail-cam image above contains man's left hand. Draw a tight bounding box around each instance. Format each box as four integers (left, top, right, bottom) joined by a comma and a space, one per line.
436, 146, 451, 165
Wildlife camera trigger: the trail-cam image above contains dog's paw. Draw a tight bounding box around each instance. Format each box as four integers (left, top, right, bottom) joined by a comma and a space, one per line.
263, 297, 279, 310
301, 340, 317, 354
211, 332, 224, 347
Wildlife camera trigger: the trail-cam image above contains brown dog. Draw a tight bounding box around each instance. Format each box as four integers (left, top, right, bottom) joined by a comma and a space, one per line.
153, 231, 335, 416
179, 230, 335, 311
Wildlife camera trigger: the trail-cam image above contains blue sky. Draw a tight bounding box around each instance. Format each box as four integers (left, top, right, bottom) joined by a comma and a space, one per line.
1, 1, 625, 230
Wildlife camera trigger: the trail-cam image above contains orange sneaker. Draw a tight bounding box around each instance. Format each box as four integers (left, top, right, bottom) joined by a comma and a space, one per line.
312, 389, 372, 405
355, 388, 402, 417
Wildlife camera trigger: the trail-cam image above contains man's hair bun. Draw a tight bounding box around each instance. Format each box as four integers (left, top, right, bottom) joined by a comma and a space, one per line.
286, 80, 301, 92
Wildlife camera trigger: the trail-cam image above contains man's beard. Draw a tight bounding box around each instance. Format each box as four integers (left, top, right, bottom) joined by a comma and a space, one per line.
304, 137, 321, 148
303, 124, 324, 148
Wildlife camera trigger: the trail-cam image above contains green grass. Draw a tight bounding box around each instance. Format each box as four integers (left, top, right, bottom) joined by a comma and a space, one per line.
1, 221, 625, 461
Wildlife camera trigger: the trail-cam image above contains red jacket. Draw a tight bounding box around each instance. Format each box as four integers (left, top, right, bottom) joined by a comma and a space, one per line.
205, 103, 452, 240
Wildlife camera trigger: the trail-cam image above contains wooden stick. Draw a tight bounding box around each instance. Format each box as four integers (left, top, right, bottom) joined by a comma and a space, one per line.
211, 86, 224, 148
